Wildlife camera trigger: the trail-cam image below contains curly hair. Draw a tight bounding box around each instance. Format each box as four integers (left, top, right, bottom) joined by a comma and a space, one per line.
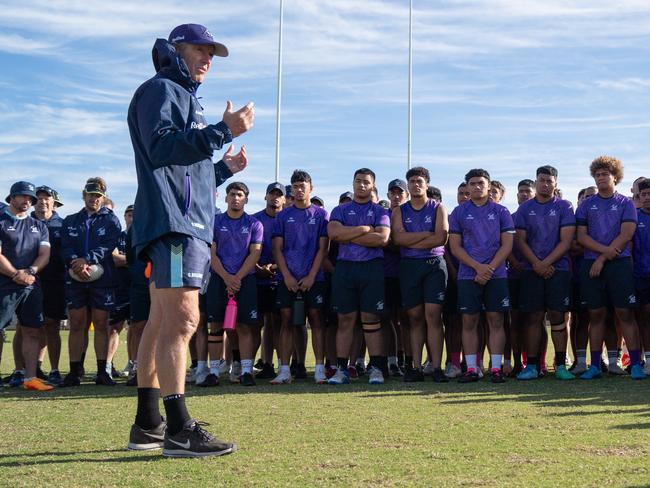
590, 155, 624, 184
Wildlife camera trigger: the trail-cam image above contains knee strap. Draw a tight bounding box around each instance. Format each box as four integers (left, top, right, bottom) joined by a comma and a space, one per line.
362, 321, 382, 333
550, 321, 566, 332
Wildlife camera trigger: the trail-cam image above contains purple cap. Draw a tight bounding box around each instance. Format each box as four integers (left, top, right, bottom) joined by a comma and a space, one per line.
168, 24, 228, 57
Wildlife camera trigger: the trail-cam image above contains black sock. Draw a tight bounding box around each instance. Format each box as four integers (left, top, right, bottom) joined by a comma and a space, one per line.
191, 359, 198, 369
617, 348, 623, 361
37, 360, 43, 370
80, 351, 86, 366
135, 388, 162, 430
232, 349, 241, 362
97, 359, 107, 375
70, 361, 82, 377
163, 394, 191, 436
405, 355, 413, 369
513, 353, 522, 369
527, 356, 539, 369
369, 355, 381, 369
397, 350, 405, 368
337, 357, 348, 371
555, 351, 566, 368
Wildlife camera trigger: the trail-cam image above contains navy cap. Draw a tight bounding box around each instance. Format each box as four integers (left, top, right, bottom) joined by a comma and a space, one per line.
388, 179, 408, 192
84, 182, 106, 196
310, 196, 324, 207
36, 185, 64, 207
339, 191, 353, 203
125, 204, 135, 213
285, 185, 294, 198
168, 24, 228, 57
6, 181, 37, 204
265, 182, 285, 195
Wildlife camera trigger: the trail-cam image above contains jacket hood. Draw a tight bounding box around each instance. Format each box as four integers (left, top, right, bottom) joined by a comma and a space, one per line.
151, 38, 200, 93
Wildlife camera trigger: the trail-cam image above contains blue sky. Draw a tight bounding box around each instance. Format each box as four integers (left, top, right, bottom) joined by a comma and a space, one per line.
1, 0, 649, 223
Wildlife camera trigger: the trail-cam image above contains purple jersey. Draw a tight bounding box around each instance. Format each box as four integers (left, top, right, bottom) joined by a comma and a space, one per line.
383, 209, 400, 278
272, 205, 328, 281
575, 193, 637, 260
213, 212, 263, 275
399, 199, 445, 259
515, 197, 576, 271
329, 200, 390, 262
0, 211, 49, 289
448, 199, 514, 280
252, 209, 279, 285
633, 209, 650, 278
507, 209, 524, 279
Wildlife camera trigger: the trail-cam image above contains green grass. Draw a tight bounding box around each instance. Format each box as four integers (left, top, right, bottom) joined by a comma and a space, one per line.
1, 330, 650, 487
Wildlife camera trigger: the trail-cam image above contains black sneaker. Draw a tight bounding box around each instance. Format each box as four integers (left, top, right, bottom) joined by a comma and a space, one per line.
95, 371, 117, 386
294, 364, 307, 379
355, 364, 366, 377
196, 373, 219, 387
61, 372, 81, 387
254, 358, 265, 371
162, 420, 236, 458
127, 421, 167, 451
389, 363, 403, 377
36, 368, 47, 380
47, 370, 63, 386
458, 370, 479, 383
490, 369, 506, 383
126, 373, 138, 387
8, 371, 25, 387
403, 367, 424, 382
111, 366, 121, 379
432, 368, 449, 383
255, 363, 275, 379
510, 364, 523, 378
241, 372, 256, 386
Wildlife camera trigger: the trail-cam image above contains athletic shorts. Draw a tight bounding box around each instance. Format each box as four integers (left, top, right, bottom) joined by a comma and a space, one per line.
399, 256, 448, 309
580, 257, 637, 310
258, 284, 278, 314
207, 273, 258, 325
444, 278, 459, 314
457, 278, 510, 314
41, 280, 67, 320
508, 278, 520, 310
276, 281, 325, 310
331, 259, 385, 315
635, 278, 650, 306
0, 285, 44, 329
145, 233, 210, 293
109, 303, 130, 326
570, 281, 584, 312
384, 277, 402, 311
129, 285, 151, 323
519, 270, 571, 313
66, 282, 116, 311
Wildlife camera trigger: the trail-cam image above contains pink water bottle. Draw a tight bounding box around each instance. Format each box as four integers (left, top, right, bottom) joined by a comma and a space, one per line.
223, 294, 237, 330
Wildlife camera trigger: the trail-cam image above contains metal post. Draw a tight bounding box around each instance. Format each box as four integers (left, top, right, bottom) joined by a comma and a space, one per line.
407, 0, 413, 169
274, 0, 284, 181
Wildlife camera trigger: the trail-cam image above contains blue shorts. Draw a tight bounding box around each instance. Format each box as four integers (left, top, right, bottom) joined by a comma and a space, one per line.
41, 280, 67, 320
457, 278, 510, 314
580, 257, 637, 310
207, 273, 259, 325
399, 256, 448, 309
0, 285, 44, 329
129, 285, 151, 323
145, 233, 210, 293
66, 282, 116, 311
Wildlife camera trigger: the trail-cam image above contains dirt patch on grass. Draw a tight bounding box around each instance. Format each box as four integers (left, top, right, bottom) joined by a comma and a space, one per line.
576, 445, 646, 457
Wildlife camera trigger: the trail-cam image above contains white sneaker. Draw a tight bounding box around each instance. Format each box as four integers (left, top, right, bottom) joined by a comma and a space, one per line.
368, 366, 384, 385
327, 368, 350, 385
445, 363, 462, 379
218, 360, 230, 377
185, 366, 197, 384
608, 362, 628, 375
270, 370, 292, 384
229, 361, 242, 383
422, 361, 434, 376
643, 363, 650, 376
477, 366, 484, 379
194, 367, 209, 385
121, 360, 134, 378
314, 368, 327, 384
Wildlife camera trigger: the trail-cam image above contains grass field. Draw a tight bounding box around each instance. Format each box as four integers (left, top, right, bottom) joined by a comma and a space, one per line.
1, 330, 650, 487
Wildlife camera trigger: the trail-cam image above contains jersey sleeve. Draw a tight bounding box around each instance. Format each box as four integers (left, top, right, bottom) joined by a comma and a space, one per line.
271, 212, 284, 238
319, 209, 329, 238
375, 206, 390, 228
448, 207, 461, 234
514, 208, 527, 230
39, 222, 50, 247
329, 205, 343, 224
500, 207, 515, 233
560, 201, 576, 227
622, 197, 638, 224
251, 219, 264, 244
575, 200, 587, 226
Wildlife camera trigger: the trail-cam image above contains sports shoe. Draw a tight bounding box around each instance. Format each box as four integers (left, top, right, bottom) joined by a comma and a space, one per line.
270, 370, 292, 385
36, 367, 47, 380
490, 368, 506, 383
254, 358, 265, 372
432, 368, 449, 383
126, 372, 138, 387
23, 377, 54, 391
294, 363, 307, 379
241, 372, 255, 386
355, 363, 366, 377
218, 360, 230, 377
194, 368, 210, 386
368, 366, 384, 385
569, 362, 588, 375
122, 360, 134, 378
111, 366, 121, 379
327, 368, 350, 385
96, 371, 117, 386
630, 364, 646, 380
162, 420, 236, 458
347, 366, 359, 380
314, 368, 328, 384
607, 362, 628, 376
458, 369, 479, 383
444, 364, 462, 379
61, 372, 81, 387
403, 367, 424, 382
580, 365, 603, 380
325, 365, 337, 379
229, 362, 242, 384
255, 363, 275, 379
196, 373, 219, 387
643, 362, 650, 376
554, 365, 575, 381
8, 371, 24, 387
185, 366, 197, 384
422, 361, 434, 376
516, 365, 539, 381
389, 363, 403, 377
47, 370, 63, 386
510, 363, 523, 378
502, 362, 513, 376
127, 421, 166, 451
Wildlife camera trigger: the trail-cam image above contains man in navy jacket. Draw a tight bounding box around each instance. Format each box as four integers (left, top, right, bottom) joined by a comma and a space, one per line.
126, 23, 253, 458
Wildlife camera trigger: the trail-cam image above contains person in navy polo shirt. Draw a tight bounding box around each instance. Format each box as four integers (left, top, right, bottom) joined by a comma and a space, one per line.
0, 181, 53, 391
576, 156, 645, 380
449, 168, 514, 384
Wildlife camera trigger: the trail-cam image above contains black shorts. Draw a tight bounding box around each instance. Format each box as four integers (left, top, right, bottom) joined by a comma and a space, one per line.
457, 278, 511, 314
635, 279, 650, 306
580, 257, 637, 310
258, 284, 278, 314
129, 285, 150, 323
444, 279, 459, 314
0, 285, 44, 329
109, 303, 130, 326
331, 259, 385, 315
399, 256, 447, 309
508, 278, 520, 310
384, 277, 402, 311
207, 273, 258, 325
41, 280, 67, 320
519, 270, 571, 313
276, 281, 325, 310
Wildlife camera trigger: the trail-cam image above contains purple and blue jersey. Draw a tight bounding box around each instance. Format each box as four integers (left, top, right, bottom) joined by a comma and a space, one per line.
213, 212, 263, 275
515, 197, 576, 271
272, 205, 328, 281
633, 209, 650, 279
252, 209, 279, 285
329, 200, 390, 262
575, 193, 637, 260
399, 199, 445, 259
0, 211, 49, 290
448, 199, 514, 280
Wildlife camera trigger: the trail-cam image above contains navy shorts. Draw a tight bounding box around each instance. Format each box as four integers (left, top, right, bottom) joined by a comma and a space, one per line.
508, 278, 520, 310
207, 273, 259, 325
276, 281, 325, 310
519, 270, 571, 313
66, 281, 116, 311
444, 278, 459, 314
331, 259, 385, 316
457, 278, 511, 314
145, 233, 210, 293
129, 285, 150, 323
0, 285, 44, 329
399, 256, 448, 309
258, 284, 278, 314
580, 257, 637, 310
384, 277, 402, 311
41, 280, 67, 320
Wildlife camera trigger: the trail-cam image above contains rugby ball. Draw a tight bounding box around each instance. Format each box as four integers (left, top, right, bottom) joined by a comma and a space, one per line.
69, 264, 104, 282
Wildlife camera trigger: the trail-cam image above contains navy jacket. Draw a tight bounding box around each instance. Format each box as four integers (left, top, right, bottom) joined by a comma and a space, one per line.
61, 207, 122, 288
128, 38, 234, 256
31, 211, 65, 282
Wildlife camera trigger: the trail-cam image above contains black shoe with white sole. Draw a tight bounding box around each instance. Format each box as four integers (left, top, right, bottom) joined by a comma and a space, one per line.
162, 420, 236, 458
127, 421, 167, 451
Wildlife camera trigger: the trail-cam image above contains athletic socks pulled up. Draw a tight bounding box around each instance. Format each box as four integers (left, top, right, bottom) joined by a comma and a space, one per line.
163, 393, 191, 436
136, 387, 163, 430
241, 359, 253, 375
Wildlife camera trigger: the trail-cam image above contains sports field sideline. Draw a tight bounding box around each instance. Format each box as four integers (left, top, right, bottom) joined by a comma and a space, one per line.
1, 331, 649, 487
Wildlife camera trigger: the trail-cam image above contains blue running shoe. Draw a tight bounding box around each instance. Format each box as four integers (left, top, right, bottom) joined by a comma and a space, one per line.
516, 365, 539, 380
327, 368, 350, 385
8, 371, 24, 387
580, 365, 602, 380
630, 364, 646, 380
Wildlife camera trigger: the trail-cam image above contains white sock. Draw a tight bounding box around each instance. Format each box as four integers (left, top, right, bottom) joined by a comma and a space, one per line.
106, 362, 112, 374
645, 352, 650, 364
466, 354, 478, 371
209, 359, 220, 375
280, 364, 291, 375
241, 359, 253, 374
388, 356, 398, 366
315, 364, 325, 375
356, 357, 365, 368
132, 361, 138, 372
491, 354, 502, 371
197, 360, 207, 372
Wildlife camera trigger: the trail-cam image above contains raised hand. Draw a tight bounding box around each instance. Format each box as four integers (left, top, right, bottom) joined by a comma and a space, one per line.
222, 101, 254, 138
222, 144, 248, 174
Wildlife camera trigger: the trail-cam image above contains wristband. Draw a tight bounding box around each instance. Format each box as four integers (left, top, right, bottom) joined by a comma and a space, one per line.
11, 270, 19, 279
28, 266, 37, 276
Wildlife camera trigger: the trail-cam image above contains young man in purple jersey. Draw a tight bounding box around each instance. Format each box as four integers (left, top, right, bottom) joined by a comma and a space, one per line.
633, 178, 650, 374
327, 168, 390, 385
271, 170, 329, 384
252, 183, 285, 379
575, 156, 645, 379
514, 166, 576, 380
208, 182, 263, 386
449, 169, 514, 383
391, 167, 449, 382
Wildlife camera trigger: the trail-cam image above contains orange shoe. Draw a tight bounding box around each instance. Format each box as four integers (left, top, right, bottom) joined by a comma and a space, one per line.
23, 377, 54, 391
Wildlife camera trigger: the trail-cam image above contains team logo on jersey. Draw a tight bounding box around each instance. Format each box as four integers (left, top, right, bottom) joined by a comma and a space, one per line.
287, 217, 295, 223
241, 227, 250, 234
220, 226, 229, 232
501, 297, 510, 307
528, 210, 536, 216
590, 205, 598, 210
367, 211, 374, 217
195, 109, 204, 116
347, 210, 356, 216
548, 209, 557, 217
639, 222, 646, 228
628, 294, 636, 304
425, 215, 432, 224
610, 204, 618, 211
97, 227, 106, 236
190, 121, 206, 130
376, 300, 384, 311
488, 213, 496, 221
308, 218, 316, 225
30, 225, 39, 233
6, 225, 15, 231
250, 309, 258, 320
465, 214, 474, 220
404, 217, 413, 223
